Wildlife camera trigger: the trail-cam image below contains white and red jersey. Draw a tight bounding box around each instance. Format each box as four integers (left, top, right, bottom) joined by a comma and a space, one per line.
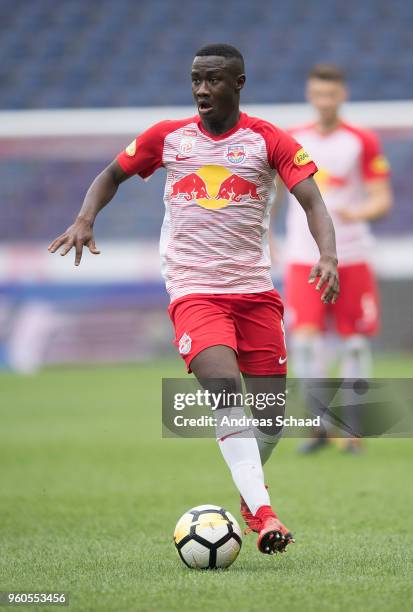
285, 121, 390, 265
117, 112, 316, 301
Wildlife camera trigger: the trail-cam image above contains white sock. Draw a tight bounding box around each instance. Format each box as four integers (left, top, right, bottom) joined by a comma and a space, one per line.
216, 407, 270, 515
340, 335, 372, 379
291, 333, 327, 378
340, 335, 372, 437
291, 333, 331, 432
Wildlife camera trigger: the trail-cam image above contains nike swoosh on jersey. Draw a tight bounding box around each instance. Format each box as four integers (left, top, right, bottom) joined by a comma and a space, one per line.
278, 356, 287, 364
176, 155, 192, 161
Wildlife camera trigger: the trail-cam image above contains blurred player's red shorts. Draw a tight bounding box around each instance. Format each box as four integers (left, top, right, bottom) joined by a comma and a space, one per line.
168, 290, 287, 375
285, 262, 380, 336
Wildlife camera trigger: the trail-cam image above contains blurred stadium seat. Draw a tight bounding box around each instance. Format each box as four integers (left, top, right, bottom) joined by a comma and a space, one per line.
0, 0, 412, 109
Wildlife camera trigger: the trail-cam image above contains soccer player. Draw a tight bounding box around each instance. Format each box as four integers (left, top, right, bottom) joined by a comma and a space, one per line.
48, 45, 339, 554
276, 64, 392, 452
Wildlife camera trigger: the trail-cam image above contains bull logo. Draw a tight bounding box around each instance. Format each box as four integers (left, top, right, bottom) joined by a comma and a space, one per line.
178, 333, 192, 355
227, 144, 246, 164
170, 165, 262, 210
314, 168, 347, 194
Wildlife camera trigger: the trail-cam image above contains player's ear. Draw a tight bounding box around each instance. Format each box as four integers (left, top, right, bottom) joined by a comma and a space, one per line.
236, 74, 246, 92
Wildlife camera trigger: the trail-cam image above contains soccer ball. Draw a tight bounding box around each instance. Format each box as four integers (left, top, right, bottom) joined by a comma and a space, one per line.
173, 504, 242, 569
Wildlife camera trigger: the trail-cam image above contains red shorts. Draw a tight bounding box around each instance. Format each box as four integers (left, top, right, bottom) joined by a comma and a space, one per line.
285, 262, 380, 336
168, 290, 287, 375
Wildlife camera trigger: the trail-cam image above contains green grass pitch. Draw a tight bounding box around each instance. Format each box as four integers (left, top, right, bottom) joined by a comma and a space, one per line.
1, 355, 413, 611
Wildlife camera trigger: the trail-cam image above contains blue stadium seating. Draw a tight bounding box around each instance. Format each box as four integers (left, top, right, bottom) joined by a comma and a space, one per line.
0, 0, 412, 108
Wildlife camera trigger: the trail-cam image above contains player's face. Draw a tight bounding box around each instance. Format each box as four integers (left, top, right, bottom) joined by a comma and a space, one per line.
191, 56, 245, 123
306, 78, 348, 123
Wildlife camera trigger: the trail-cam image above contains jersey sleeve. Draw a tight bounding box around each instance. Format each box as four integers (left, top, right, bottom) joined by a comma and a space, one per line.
116, 121, 169, 179
262, 123, 318, 191
359, 129, 390, 181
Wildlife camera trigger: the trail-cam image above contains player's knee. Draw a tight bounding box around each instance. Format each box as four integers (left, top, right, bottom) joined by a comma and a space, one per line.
210, 375, 240, 394
251, 397, 285, 437
255, 406, 285, 437
201, 373, 242, 409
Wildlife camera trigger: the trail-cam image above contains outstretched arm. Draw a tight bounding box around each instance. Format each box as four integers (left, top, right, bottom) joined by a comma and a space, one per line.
291, 176, 340, 304
48, 160, 129, 266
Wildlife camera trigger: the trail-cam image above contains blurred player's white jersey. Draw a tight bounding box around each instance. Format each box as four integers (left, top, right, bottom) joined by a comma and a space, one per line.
285, 122, 390, 264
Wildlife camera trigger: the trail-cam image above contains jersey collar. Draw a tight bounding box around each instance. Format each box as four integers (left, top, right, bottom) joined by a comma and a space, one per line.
196, 112, 246, 140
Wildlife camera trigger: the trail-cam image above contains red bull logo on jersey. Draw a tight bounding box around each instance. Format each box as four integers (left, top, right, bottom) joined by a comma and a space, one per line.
227, 144, 246, 164
170, 165, 262, 210
314, 168, 347, 193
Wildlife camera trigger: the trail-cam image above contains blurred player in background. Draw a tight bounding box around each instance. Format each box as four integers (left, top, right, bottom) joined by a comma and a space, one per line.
48, 45, 339, 554
274, 64, 393, 453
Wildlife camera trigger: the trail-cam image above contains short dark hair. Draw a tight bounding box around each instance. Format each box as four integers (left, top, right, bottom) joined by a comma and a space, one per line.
308, 64, 346, 83
195, 44, 245, 71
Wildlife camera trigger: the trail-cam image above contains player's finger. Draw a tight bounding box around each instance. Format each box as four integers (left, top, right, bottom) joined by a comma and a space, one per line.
316, 271, 329, 291
87, 240, 101, 255
308, 265, 321, 284
322, 276, 339, 303
331, 278, 340, 304
321, 274, 336, 300
321, 286, 333, 303
60, 239, 75, 256
74, 241, 84, 266
48, 236, 66, 252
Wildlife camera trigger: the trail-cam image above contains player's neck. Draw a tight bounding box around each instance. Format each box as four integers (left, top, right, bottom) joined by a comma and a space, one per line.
200, 109, 241, 136
315, 116, 342, 134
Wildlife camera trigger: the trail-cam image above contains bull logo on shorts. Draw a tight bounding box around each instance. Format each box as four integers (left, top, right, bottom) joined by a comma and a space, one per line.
179, 332, 192, 355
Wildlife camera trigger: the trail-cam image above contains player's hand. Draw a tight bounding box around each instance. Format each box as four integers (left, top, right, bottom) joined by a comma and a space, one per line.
308, 255, 339, 304
47, 217, 100, 266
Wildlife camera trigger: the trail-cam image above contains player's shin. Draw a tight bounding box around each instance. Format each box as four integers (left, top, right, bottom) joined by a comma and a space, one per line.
291, 332, 327, 379
292, 333, 332, 436
340, 334, 372, 379
252, 427, 282, 465
215, 406, 270, 516
245, 375, 286, 465
340, 335, 371, 441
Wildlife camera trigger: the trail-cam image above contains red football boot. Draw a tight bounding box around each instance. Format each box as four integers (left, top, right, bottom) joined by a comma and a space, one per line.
256, 506, 295, 555
240, 485, 269, 534
240, 495, 261, 533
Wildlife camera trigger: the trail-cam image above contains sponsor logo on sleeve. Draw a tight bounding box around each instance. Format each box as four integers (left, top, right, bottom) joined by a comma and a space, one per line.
293, 148, 312, 166
125, 140, 136, 157
370, 155, 390, 174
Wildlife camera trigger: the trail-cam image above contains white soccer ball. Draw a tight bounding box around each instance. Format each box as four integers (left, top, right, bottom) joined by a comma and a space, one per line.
173, 504, 242, 569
